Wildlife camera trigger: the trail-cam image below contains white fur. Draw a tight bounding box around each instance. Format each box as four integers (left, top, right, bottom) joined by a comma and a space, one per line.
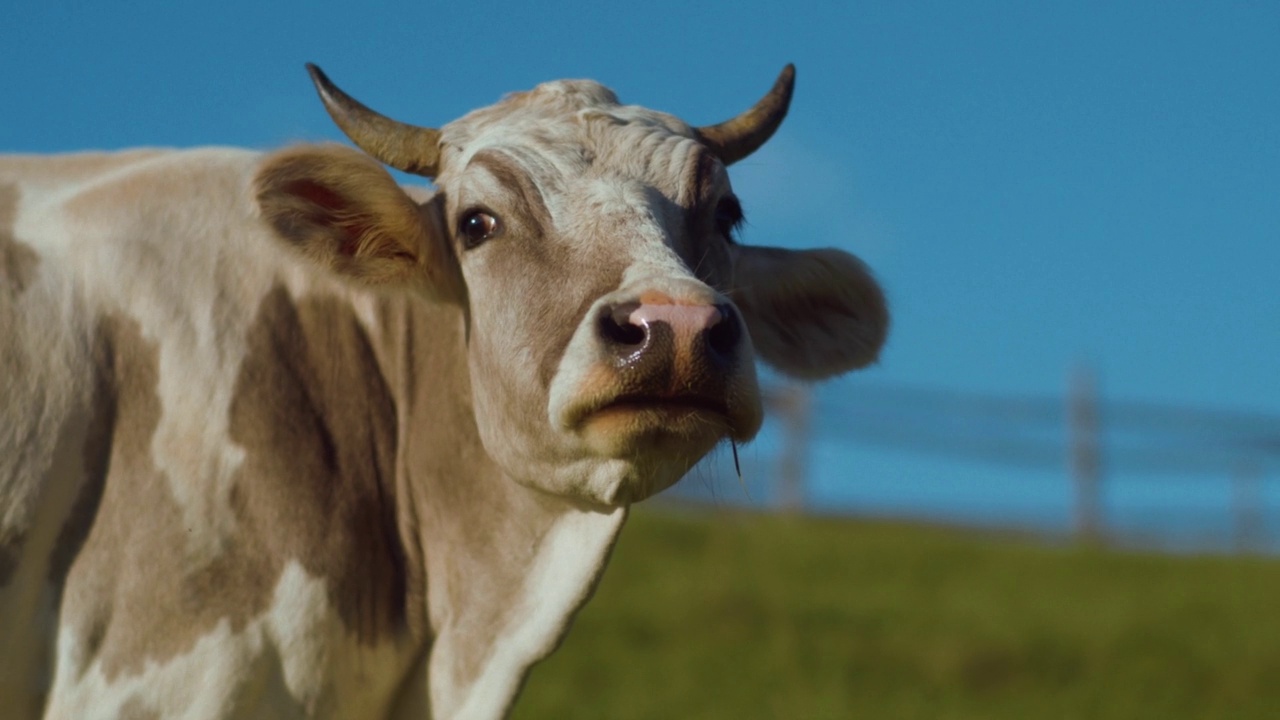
428, 506, 626, 718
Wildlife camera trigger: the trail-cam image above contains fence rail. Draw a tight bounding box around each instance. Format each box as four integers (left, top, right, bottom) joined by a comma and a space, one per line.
682, 368, 1280, 552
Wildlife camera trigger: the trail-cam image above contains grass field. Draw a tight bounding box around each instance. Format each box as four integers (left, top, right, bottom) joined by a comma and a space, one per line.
513, 507, 1280, 719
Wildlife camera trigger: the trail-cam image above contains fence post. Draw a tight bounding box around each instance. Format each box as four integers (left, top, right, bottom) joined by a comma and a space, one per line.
775, 383, 813, 513
1069, 366, 1103, 543
1233, 464, 1264, 553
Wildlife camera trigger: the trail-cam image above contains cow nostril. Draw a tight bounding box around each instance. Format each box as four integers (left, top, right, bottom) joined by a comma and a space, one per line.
600, 306, 647, 346
707, 304, 742, 357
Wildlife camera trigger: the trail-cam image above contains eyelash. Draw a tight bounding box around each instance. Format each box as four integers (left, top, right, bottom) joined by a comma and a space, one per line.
715, 196, 745, 241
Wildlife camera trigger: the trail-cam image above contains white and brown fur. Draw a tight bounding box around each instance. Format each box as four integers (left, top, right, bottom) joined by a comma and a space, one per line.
0, 75, 887, 719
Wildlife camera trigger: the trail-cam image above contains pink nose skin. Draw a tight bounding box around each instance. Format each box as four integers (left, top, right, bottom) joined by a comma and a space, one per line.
628, 303, 724, 338
596, 293, 742, 373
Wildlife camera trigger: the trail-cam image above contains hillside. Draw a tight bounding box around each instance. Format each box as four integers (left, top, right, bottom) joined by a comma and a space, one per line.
514, 507, 1280, 719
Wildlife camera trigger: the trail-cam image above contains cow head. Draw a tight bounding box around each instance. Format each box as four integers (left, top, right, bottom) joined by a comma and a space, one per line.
255, 65, 888, 506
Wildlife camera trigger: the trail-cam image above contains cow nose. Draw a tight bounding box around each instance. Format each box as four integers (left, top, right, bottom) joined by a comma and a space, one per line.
597, 299, 742, 368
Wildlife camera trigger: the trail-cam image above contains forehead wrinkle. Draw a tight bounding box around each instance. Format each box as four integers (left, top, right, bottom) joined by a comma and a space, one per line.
439, 79, 623, 162
502, 144, 578, 200
585, 127, 697, 185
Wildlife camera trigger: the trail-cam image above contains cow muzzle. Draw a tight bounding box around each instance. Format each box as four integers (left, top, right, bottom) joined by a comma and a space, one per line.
555, 287, 763, 458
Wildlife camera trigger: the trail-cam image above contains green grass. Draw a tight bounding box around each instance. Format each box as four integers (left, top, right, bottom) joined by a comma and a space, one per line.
513, 507, 1280, 719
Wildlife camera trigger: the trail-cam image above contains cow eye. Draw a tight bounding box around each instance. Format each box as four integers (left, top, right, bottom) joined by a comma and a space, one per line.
714, 196, 744, 240
459, 210, 502, 249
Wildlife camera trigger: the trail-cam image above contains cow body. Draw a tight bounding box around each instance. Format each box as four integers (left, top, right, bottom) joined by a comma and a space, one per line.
1, 69, 886, 719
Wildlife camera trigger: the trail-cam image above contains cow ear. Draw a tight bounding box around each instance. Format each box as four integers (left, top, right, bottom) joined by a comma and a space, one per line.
255, 144, 462, 302
730, 245, 888, 379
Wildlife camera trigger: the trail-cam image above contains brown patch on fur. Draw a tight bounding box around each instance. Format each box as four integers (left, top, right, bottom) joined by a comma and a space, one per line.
64, 290, 408, 682
224, 285, 407, 643
0, 184, 40, 295
0, 542, 17, 587
46, 331, 116, 587
1, 187, 36, 591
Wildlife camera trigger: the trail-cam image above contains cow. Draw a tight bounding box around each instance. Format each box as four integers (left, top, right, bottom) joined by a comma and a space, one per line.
0, 64, 888, 719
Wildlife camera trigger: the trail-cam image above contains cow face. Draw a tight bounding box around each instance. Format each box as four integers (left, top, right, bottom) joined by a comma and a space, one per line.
256, 66, 888, 507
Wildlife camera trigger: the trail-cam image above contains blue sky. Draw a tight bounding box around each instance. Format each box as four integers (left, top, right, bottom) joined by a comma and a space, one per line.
6, 2, 1278, 535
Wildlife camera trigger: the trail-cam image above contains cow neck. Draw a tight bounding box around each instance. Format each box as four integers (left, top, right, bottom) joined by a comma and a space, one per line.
368, 292, 628, 719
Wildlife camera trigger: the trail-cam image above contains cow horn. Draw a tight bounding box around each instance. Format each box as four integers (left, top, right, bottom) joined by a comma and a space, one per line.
306, 63, 442, 178
694, 64, 795, 166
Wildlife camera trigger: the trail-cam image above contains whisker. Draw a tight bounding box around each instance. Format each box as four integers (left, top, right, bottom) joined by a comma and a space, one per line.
690, 245, 713, 280
731, 439, 751, 502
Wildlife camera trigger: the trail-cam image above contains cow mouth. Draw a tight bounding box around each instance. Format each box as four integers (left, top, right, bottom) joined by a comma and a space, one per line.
600, 393, 727, 417
571, 393, 732, 432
